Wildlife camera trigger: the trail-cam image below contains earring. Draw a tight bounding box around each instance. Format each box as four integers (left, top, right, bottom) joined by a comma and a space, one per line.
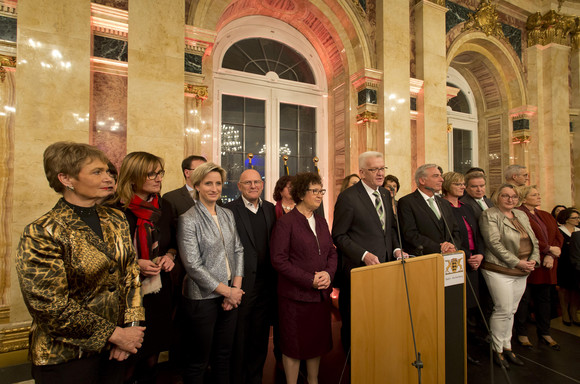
66, 185, 75, 192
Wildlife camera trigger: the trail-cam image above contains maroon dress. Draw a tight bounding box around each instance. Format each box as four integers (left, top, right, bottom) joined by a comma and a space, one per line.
270, 208, 337, 359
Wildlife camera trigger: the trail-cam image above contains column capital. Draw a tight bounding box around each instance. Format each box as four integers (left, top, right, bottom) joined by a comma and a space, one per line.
527, 10, 577, 48
350, 68, 383, 91
413, 0, 447, 12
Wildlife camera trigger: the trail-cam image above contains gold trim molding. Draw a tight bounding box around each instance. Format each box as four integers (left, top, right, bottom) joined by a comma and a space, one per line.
0, 54, 15, 82
0, 306, 8, 324
0, 326, 30, 353
526, 10, 578, 48
356, 111, 378, 123
184, 84, 208, 100
462, 0, 505, 39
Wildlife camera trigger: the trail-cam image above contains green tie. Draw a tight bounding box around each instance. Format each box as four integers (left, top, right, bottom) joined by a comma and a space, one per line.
477, 199, 486, 210
428, 197, 441, 220
373, 191, 385, 230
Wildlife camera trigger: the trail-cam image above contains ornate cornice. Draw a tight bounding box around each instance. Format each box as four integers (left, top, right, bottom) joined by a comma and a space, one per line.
526, 10, 578, 48
91, 3, 128, 39
0, 1, 16, 17
350, 68, 382, 92
184, 84, 208, 100
0, 326, 30, 353
0, 54, 15, 82
462, 0, 505, 39
427, 0, 445, 6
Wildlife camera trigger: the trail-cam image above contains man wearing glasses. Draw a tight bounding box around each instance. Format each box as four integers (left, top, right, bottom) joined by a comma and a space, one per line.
163, 155, 207, 217
332, 151, 402, 353
224, 169, 276, 384
398, 164, 461, 256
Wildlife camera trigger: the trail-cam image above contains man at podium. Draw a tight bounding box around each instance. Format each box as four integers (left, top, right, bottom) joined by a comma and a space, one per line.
332, 151, 402, 354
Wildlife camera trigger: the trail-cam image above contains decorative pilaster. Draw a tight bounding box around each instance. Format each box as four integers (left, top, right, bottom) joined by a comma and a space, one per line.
414, 0, 447, 171
184, 84, 209, 157
352, 69, 381, 153
527, 42, 572, 208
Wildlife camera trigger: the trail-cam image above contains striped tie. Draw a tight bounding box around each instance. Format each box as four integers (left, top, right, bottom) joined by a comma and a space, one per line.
477, 199, 486, 210
373, 191, 385, 230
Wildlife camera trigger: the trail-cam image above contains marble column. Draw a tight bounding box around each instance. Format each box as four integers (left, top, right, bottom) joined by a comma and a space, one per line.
414, 1, 448, 171
376, 0, 412, 194
127, 0, 185, 191
11, 0, 92, 325
527, 43, 572, 208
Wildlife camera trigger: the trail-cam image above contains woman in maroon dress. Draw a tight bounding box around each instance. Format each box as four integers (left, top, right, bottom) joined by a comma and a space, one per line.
270, 172, 337, 384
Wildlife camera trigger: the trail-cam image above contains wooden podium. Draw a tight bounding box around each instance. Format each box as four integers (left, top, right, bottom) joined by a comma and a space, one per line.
350, 253, 464, 383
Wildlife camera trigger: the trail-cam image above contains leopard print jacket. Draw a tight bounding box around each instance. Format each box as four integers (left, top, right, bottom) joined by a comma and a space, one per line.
16, 199, 145, 365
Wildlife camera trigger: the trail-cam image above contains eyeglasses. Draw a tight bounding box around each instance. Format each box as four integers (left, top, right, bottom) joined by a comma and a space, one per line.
569, 216, 580, 221
365, 167, 388, 174
499, 194, 518, 200
452, 183, 466, 187
147, 170, 165, 180
240, 180, 263, 186
307, 188, 326, 195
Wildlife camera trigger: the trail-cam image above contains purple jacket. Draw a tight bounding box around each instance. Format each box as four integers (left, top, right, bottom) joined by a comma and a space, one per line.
270, 208, 337, 302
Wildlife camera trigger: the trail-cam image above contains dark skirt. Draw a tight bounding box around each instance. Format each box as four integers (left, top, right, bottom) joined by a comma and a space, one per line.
278, 295, 332, 360
138, 271, 173, 358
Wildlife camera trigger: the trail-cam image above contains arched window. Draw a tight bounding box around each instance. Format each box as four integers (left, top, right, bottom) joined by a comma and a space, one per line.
222, 38, 315, 84
447, 67, 478, 174
213, 16, 328, 204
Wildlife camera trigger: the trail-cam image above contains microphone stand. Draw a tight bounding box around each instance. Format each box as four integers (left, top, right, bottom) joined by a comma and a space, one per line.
430, 191, 511, 384
394, 209, 423, 384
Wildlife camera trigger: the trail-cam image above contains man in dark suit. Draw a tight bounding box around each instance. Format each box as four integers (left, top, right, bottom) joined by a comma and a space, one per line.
224, 169, 276, 384
398, 164, 461, 255
332, 151, 402, 353
460, 171, 493, 221
162, 155, 207, 217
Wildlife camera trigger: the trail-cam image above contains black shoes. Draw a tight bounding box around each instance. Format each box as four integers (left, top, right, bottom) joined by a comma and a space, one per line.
540, 336, 561, 351
517, 336, 534, 350
493, 352, 509, 369
503, 350, 524, 366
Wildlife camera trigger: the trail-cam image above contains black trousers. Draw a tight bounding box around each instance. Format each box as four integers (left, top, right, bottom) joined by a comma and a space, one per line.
338, 272, 352, 355
230, 280, 274, 384
182, 296, 238, 384
515, 284, 553, 337
31, 352, 124, 384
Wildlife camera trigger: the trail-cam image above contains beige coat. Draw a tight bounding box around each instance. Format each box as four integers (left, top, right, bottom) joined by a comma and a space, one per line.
479, 207, 540, 270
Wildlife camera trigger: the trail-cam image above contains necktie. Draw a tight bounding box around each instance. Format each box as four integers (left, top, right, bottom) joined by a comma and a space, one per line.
428, 197, 441, 220
373, 191, 385, 230
477, 199, 486, 210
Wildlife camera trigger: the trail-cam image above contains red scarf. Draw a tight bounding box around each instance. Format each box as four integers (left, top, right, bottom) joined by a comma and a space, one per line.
128, 194, 161, 260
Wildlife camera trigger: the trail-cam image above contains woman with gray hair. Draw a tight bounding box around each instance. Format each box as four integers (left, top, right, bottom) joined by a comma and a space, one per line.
177, 162, 244, 384
479, 183, 540, 368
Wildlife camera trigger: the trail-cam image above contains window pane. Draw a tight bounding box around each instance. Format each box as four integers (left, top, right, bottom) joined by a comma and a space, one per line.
298, 157, 314, 173
222, 95, 244, 124
221, 152, 244, 204
245, 126, 265, 154
299, 132, 315, 157
280, 103, 298, 129
221, 124, 243, 155
245, 98, 265, 126
453, 128, 473, 174
280, 129, 297, 157
299, 106, 316, 131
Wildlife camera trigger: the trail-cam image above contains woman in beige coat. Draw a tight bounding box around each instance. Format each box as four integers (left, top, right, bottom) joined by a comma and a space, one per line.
479, 183, 540, 369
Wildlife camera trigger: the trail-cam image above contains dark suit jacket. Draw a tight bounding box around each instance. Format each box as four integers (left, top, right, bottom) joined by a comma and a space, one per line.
398, 189, 461, 255
224, 197, 276, 296
459, 194, 493, 221
332, 181, 399, 271
163, 185, 195, 218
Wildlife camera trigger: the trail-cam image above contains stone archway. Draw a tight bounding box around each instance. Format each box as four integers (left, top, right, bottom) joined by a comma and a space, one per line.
447, 31, 528, 192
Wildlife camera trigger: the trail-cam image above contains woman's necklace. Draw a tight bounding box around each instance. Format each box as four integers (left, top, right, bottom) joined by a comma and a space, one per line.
282, 201, 295, 212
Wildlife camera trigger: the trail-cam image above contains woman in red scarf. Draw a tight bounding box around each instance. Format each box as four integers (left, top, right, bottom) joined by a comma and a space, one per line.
116, 152, 177, 384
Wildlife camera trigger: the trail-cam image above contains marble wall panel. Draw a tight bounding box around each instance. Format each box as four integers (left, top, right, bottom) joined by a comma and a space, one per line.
0, 16, 16, 42
93, 35, 128, 62
127, 0, 185, 191
13, 0, 91, 325
91, 71, 127, 168
184, 53, 202, 74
